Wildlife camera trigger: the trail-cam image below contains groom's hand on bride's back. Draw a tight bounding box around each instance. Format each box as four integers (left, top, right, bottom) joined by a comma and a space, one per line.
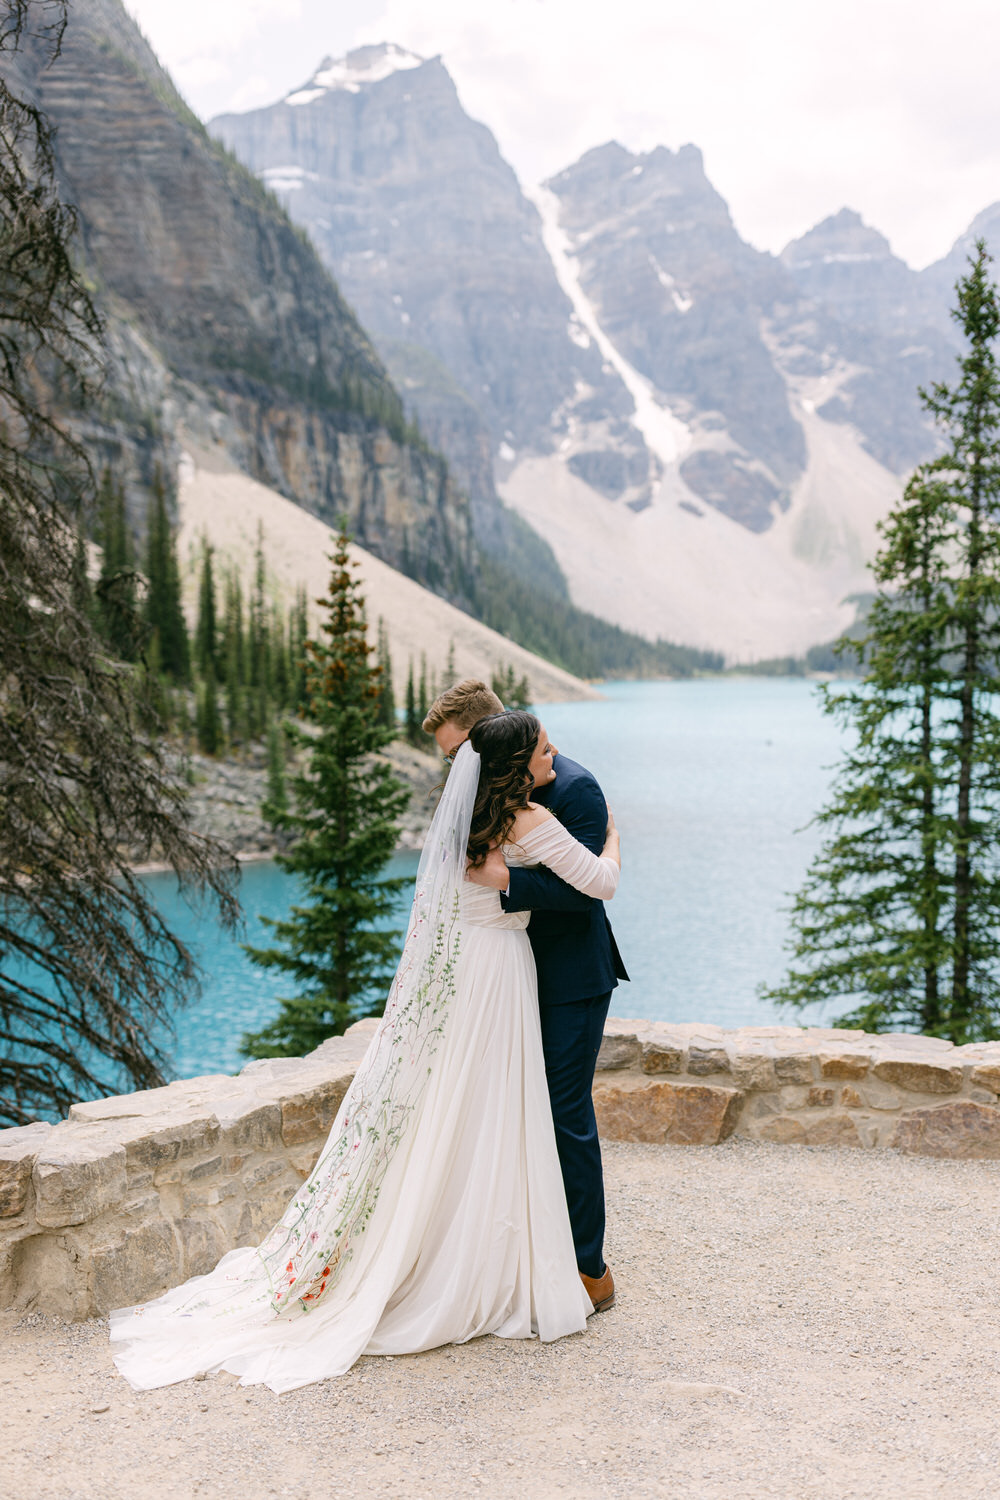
466, 846, 510, 891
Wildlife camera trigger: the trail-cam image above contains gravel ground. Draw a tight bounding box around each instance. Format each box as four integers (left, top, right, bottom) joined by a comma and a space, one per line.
2, 1138, 999, 1500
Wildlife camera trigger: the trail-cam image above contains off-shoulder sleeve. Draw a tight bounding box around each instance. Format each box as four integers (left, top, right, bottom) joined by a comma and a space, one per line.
513, 817, 619, 900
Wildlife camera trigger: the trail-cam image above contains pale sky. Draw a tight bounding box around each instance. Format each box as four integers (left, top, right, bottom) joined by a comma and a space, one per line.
124, 0, 1000, 269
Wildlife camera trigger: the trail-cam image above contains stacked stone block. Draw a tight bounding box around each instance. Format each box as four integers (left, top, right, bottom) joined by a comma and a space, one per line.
594, 1019, 1000, 1155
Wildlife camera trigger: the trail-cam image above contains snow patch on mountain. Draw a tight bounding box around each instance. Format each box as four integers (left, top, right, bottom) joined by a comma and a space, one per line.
284, 87, 324, 107
648, 255, 693, 313
527, 184, 690, 469
259, 165, 319, 193
286, 44, 424, 105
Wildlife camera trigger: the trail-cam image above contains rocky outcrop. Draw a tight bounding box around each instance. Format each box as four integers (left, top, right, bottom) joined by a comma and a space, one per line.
5, 1018, 1000, 1319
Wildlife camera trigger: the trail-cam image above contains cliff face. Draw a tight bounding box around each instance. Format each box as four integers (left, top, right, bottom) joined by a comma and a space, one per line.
547, 142, 808, 531
15, 3, 473, 595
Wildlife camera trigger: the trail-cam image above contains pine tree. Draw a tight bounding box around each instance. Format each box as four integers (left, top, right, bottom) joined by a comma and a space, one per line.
143, 470, 189, 682
404, 657, 421, 745
0, 0, 237, 1124
932, 249, 1000, 1031
194, 539, 219, 681
95, 468, 140, 659
195, 673, 222, 755
222, 571, 246, 747
263, 719, 288, 824
443, 639, 456, 689
70, 528, 93, 622
289, 585, 309, 714
492, 663, 531, 710
765, 242, 1000, 1043
375, 617, 395, 731
418, 652, 429, 725
248, 524, 269, 690
242, 531, 411, 1055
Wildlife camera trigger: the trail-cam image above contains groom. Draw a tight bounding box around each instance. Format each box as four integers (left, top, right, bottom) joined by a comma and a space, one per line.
423, 680, 628, 1313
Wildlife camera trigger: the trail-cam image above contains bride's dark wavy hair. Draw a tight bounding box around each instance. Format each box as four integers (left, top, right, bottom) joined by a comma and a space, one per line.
466, 711, 541, 868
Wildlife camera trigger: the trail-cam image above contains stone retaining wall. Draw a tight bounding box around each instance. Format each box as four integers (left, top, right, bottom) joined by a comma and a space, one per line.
3, 1018, 1000, 1321
594, 1018, 1000, 1154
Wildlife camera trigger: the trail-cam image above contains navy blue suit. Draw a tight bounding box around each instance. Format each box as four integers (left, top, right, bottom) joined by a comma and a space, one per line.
501, 753, 628, 1277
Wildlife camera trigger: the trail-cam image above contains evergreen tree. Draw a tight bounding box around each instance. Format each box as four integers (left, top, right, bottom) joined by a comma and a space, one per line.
765, 242, 1000, 1043
70, 527, 93, 622
195, 673, 222, 756
933, 250, 1000, 1029
443, 639, 456, 690
405, 657, 421, 746
375, 617, 396, 731
222, 571, 246, 747
269, 604, 289, 709
249, 523, 269, 692
289, 585, 309, 714
143, 470, 189, 682
263, 719, 288, 824
491, 663, 532, 711
95, 468, 141, 659
418, 652, 429, 725
0, 0, 237, 1123
194, 539, 219, 681
242, 531, 411, 1056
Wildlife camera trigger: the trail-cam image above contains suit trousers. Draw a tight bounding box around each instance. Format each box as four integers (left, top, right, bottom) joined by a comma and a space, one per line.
537, 990, 613, 1280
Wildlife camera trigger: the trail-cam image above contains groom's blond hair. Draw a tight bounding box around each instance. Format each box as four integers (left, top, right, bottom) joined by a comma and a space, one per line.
422, 678, 503, 735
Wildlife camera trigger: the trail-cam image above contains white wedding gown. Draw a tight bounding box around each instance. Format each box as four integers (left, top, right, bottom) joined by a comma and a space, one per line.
109, 749, 619, 1394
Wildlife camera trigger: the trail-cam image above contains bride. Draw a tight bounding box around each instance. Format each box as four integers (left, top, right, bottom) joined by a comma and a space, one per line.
109, 710, 621, 1393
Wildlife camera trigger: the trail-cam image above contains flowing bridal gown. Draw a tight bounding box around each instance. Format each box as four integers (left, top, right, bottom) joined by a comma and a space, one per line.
109, 743, 619, 1393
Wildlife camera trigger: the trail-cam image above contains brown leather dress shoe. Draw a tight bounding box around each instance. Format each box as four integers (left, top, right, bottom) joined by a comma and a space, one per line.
580, 1264, 615, 1314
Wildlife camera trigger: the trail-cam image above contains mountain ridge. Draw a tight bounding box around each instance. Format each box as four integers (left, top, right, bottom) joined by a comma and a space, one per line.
209, 41, 997, 659
205, 42, 1000, 657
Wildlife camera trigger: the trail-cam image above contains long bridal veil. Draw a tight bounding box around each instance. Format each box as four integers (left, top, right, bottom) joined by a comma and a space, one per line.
249, 737, 482, 1313
110, 741, 482, 1369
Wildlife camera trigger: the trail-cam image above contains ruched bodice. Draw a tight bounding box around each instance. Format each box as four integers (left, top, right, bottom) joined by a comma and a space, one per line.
456, 836, 539, 929
458, 879, 529, 930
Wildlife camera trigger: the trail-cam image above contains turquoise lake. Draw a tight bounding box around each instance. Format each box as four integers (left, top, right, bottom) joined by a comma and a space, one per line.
147, 677, 845, 1081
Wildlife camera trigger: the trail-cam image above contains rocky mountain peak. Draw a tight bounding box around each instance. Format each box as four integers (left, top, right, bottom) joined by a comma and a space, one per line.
284, 43, 426, 104
779, 204, 927, 345
781, 207, 898, 269
212, 54, 636, 495
548, 135, 804, 517
550, 139, 724, 225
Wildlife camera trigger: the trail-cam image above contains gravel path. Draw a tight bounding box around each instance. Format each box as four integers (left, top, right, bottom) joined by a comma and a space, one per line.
3, 1138, 998, 1499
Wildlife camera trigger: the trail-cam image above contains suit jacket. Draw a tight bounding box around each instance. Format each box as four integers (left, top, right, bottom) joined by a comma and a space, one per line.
501, 753, 629, 1006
